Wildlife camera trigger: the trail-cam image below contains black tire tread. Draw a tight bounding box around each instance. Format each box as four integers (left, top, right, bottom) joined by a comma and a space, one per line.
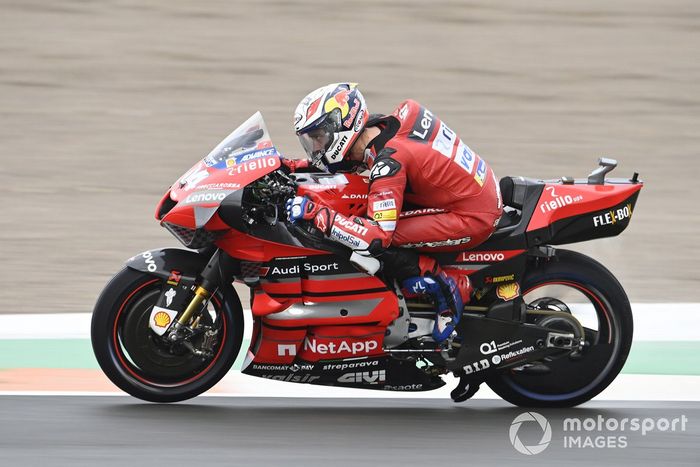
91, 267, 244, 403
486, 249, 633, 407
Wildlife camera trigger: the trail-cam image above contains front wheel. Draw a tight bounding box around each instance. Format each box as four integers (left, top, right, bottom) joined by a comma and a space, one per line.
91, 267, 244, 402
487, 249, 633, 407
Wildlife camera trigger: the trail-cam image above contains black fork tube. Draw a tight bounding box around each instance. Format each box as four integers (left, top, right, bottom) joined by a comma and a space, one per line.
175, 249, 222, 326
197, 248, 223, 291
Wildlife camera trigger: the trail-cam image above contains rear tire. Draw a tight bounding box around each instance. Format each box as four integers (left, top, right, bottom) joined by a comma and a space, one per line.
487, 249, 633, 407
91, 267, 244, 402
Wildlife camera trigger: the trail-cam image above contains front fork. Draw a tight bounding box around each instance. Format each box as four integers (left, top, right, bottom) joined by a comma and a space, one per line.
166, 249, 223, 342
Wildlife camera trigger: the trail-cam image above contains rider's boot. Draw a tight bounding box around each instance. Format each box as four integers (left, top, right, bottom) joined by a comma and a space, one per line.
399, 256, 472, 343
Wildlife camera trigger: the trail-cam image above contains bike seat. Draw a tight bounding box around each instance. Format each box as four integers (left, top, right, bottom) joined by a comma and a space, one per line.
492, 207, 520, 234
499, 176, 543, 210
424, 178, 541, 258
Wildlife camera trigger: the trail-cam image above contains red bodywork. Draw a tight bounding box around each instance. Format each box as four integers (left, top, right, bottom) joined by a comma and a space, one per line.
528, 182, 642, 232
156, 125, 642, 369
156, 153, 400, 367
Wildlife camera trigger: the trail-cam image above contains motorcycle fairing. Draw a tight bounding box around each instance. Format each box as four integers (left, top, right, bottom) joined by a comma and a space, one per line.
241, 354, 445, 392
528, 180, 642, 232
433, 249, 528, 290
161, 155, 281, 230
532, 188, 641, 246
230, 169, 639, 390
156, 112, 283, 231
147, 113, 646, 395
261, 295, 396, 325
211, 172, 372, 252
247, 254, 398, 327
258, 255, 382, 296
494, 175, 642, 247
125, 248, 209, 281
293, 172, 371, 218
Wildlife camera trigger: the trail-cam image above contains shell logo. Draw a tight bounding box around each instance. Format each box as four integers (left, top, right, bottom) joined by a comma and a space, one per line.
496, 283, 520, 301
153, 311, 171, 328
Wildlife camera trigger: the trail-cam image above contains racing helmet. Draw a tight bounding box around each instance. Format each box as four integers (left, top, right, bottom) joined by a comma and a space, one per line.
294, 83, 369, 172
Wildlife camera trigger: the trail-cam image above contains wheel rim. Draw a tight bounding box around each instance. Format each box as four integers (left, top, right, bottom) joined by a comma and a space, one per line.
112, 279, 228, 388
499, 280, 622, 401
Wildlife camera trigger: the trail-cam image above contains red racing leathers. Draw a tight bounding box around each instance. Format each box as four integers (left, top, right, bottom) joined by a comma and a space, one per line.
313, 99, 503, 255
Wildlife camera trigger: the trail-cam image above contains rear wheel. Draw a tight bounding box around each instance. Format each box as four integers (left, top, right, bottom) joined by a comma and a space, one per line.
91, 267, 244, 402
486, 249, 633, 407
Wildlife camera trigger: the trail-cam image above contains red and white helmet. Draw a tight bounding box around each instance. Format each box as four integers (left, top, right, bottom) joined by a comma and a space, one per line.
294, 83, 369, 172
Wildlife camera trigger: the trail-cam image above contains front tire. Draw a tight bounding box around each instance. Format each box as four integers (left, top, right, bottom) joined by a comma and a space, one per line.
487, 249, 633, 407
91, 267, 244, 402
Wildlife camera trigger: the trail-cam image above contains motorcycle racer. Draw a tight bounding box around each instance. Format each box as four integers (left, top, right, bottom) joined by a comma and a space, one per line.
286, 83, 503, 342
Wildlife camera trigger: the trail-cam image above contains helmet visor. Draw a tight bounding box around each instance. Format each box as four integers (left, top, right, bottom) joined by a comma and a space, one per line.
297, 108, 342, 169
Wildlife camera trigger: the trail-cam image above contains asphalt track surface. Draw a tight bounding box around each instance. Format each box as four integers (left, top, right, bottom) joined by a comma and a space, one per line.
0, 397, 696, 466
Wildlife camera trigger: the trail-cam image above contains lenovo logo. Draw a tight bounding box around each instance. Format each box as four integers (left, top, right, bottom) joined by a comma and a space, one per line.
460, 252, 505, 262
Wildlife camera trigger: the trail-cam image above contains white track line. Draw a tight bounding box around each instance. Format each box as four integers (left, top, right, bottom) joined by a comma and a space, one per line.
1, 304, 698, 340
2, 306, 699, 401
1, 375, 699, 401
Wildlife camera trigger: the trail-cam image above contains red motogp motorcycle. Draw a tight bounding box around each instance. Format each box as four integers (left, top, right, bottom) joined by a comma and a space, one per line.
91, 113, 643, 406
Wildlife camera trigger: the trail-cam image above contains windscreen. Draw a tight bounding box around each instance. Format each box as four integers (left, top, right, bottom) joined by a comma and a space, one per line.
170, 111, 282, 210
202, 111, 280, 169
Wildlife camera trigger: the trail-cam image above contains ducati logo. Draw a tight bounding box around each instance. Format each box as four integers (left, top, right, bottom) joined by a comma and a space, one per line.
336, 217, 369, 235
329, 135, 349, 161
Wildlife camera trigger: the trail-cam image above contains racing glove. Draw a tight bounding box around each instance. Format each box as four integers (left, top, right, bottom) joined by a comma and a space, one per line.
285, 196, 334, 235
